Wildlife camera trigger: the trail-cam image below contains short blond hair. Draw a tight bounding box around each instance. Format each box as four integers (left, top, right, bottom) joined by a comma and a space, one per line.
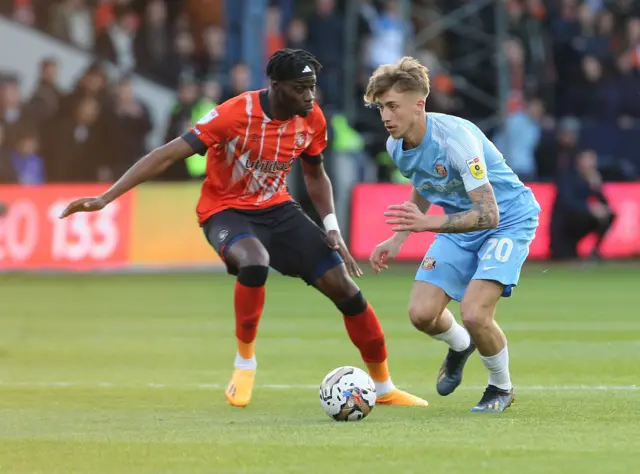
364, 56, 430, 105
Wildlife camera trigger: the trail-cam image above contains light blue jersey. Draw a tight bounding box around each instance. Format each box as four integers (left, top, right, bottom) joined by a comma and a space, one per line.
387, 113, 541, 301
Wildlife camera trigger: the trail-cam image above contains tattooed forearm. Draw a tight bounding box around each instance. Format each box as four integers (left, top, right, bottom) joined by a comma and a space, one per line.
439, 184, 499, 233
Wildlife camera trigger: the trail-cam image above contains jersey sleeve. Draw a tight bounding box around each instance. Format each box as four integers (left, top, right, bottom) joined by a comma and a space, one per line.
447, 126, 489, 192
185, 100, 239, 155
303, 107, 328, 156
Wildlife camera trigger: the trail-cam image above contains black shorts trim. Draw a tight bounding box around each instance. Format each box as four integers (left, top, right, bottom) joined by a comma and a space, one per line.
310, 251, 344, 284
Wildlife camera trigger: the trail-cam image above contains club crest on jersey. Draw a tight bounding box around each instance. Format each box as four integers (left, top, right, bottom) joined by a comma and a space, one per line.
421, 256, 436, 270
466, 157, 485, 179
295, 132, 306, 147
435, 163, 448, 177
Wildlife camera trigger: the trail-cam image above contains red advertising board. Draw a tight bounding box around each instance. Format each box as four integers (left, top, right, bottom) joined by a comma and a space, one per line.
0, 185, 132, 270
350, 183, 640, 261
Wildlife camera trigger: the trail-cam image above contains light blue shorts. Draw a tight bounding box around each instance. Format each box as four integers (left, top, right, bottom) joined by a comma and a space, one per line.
415, 215, 539, 302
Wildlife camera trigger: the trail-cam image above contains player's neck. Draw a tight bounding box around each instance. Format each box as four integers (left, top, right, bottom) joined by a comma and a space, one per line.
402, 114, 428, 150
265, 89, 295, 121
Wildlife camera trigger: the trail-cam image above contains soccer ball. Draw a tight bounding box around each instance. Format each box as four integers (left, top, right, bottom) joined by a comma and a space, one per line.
319, 366, 376, 421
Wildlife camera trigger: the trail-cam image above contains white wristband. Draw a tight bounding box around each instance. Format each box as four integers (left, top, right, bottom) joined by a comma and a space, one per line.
323, 213, 340, 233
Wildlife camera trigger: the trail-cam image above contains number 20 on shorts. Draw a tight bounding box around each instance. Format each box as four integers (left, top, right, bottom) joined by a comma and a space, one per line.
481, 238, 514, 263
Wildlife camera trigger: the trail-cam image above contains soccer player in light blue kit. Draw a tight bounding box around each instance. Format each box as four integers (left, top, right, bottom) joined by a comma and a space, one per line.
367, 57, 541, 412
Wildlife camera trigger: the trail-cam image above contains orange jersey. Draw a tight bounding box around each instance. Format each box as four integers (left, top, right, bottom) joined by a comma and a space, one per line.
189, 90, 328, 223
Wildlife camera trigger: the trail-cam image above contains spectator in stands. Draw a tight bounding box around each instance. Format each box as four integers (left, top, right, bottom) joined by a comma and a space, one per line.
286, 17, 308, 50
10, 0, 36, 26
134, 0, 173, 87
61, 63, 108, 118
504, 37, 527, 112
550, 149, 616, 260
563, 55, 620, 121
425, 73, 463, 115
48, 0, 95, 50
494, 97, 546, 181
306, 0, 344, 107
162, 77, 200, 180
0, 74, 36, 149
620, 16, 640, 75
184, 0, 224, 57
95, 6, 138, 73
617, 52, 640, 125
201, 76, 222, 106
43, 95, 107, 182
585, 8, 615, 60
221, 63, 251, 103
536, 116, 581, 179
0, 123, 45, 185
28, 58, 62, 124
200, 26, 226, 80
364, 0, 412, 71
106, 75, 151, 177
265, 6, 285, 61
173, 30, 199, 86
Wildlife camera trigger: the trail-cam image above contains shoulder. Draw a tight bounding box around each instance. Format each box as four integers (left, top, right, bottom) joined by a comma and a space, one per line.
196, 91, 255, 130
385, 135, 399, 156
306, 102, 327, 128
433, 116, 482, 156
219, 91, 256, 115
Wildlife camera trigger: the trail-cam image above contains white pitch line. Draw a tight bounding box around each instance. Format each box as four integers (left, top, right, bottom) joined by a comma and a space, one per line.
0, 381, 637, 391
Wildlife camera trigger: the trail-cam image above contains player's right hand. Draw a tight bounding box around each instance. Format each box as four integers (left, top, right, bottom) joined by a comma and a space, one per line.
58, 197, 108, 219
369, 237, 402, 274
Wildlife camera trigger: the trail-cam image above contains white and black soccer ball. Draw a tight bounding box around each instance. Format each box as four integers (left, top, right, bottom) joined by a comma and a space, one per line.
319, 366, 376, 421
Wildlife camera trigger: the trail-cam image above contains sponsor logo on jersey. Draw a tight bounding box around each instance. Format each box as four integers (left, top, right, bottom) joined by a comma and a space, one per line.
466, 157, 485, 179
245, 157, 296, 173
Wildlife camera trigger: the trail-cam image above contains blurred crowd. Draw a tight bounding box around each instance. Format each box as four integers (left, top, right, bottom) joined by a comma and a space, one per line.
493, 0, 640, 183
0, 0, 639, 190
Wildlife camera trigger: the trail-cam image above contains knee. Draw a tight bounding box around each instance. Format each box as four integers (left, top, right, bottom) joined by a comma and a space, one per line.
317, 267, 360, 304
234, 244, 270, 268
237, 264, 270, 288
335, 290, 368, 316
408, 302, 441, 331
460, 302, 493, 332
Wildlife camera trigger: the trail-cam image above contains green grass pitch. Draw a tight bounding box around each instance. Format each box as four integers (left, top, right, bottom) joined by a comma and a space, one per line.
1, 263, 639, 473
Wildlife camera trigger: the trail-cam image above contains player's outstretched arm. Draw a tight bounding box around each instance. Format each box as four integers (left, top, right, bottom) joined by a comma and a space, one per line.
384, 183, 499, 234
300, 154, 362, 277
59, 137, 195, 218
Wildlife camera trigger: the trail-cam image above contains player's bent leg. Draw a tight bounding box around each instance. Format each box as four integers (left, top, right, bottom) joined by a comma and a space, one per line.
224, 237, 270, 408
461, 279, 514, 413
408, 281, 475, 396
314, 266, 428, 407
408, 281, 454, 335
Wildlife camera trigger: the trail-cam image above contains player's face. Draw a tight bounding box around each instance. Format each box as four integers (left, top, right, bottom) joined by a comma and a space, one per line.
376, 87, 425, 139
275, 76, 317, 117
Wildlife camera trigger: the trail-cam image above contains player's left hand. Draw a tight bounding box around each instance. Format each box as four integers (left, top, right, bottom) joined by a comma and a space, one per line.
326, 230, 363, 278
58, 196, 108, 219
384, 201, 430, 232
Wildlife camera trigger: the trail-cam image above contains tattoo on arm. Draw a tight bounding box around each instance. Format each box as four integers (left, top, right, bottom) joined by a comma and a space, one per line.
440, 184, 499, 233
